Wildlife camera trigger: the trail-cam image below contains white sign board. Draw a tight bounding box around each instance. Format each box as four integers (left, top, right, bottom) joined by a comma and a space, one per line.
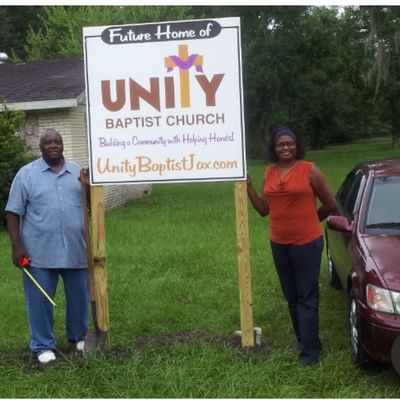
83, 17, 246, 185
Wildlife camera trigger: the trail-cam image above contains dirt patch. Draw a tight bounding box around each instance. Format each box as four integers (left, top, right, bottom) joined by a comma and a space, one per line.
0, 346, 82, 372
134, 329, 273, 355
2, 330, 272, 371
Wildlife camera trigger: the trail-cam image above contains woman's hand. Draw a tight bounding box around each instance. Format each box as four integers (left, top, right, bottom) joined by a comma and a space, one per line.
247, 173, 254, 192
246, 173, 269, 217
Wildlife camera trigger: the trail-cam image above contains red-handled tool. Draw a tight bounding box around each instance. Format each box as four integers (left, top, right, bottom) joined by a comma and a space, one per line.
20, 256, 57, 308
20, 256, 30, 268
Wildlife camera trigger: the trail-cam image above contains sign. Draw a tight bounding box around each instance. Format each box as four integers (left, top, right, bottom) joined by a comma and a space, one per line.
83, 17, 246, 185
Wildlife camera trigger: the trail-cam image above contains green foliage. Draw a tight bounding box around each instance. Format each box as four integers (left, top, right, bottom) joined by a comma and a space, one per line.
241, 6, 380, 153
0, 104, 33, 226
362, 6, 400, 147
17, 5, 400, 155
25, 5, 193, 60
0, 6, 46, 61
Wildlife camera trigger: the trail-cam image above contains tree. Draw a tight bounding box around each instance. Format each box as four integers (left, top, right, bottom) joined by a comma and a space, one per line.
241, 6, 383, 153
292, 7, 369, 148
0, 104, 33, 226
18, 5, 395, 157
25, 5, 193, 60
363, 6, 400, 148
242, 6, 361, 152
0, 6, 46, 61
189, 6, 302, 156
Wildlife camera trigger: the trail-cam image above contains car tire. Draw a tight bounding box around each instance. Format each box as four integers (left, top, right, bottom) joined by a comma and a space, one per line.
326, 246, 341, 289
349, 289, 376, 369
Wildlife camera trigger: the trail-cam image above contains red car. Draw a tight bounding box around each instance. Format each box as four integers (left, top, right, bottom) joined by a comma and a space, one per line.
325, 158, 400, 369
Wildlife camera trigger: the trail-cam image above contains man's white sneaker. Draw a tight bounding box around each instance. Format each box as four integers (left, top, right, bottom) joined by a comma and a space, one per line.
38, 350, 56, 364
76, 340, 85, 352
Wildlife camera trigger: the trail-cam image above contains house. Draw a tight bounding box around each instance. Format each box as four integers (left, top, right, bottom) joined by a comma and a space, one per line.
0, 56, 151, 210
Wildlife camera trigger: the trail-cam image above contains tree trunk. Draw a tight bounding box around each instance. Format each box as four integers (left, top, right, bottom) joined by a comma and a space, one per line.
392, 133, 399, 149
311, 117, 323, 150
390, 83, 400, 149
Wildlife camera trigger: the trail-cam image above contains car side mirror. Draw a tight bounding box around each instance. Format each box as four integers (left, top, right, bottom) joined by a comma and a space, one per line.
327, 215, 354, 233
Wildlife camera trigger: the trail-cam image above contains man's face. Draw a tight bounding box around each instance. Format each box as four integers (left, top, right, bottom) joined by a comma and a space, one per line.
40, 131, 64, 165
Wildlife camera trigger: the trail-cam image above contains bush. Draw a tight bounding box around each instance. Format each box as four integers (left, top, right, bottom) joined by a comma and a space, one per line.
0, 104, 34, 226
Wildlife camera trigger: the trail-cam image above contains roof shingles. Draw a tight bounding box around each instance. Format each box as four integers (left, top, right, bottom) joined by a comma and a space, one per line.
0, 57, 85, 104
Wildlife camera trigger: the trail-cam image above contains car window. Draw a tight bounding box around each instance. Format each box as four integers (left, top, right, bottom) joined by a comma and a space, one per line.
343, 172, 363, 218
337, 170, 357, 207
364, 176, 400, 234
337, 170, 364, 219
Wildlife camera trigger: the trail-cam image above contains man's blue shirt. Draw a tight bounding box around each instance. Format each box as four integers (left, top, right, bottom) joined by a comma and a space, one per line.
6, 157, 88, 269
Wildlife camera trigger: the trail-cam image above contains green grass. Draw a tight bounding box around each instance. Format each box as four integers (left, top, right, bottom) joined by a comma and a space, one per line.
1, 136, 400, 397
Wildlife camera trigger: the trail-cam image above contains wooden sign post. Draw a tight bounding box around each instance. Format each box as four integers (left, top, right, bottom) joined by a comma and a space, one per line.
235, 181, 254, 347
89, 185, 110, 347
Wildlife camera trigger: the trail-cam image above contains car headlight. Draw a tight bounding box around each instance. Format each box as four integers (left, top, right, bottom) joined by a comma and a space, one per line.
366, 283, 400, 314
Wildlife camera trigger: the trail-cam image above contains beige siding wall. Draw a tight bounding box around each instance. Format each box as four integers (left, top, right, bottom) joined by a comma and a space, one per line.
20, 106, 152, 210
66, 105, 88, 166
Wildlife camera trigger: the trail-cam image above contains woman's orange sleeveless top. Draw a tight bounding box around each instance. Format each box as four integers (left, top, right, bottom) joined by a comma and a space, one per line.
263, 160, 322, 245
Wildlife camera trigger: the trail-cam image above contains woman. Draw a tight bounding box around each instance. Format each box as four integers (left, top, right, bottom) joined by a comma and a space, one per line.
247, 127, 336, 366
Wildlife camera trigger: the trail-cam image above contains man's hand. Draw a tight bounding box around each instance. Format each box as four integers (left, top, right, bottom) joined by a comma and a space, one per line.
79, 167, 90, 186
12, 246, 28, 268
79, 167, 91, 212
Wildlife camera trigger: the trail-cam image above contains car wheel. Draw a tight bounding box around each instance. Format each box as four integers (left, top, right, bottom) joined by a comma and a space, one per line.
327, 246, 341, 289
349, 290, 375, 369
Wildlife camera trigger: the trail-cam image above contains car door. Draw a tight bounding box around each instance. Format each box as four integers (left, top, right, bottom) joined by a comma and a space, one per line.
329, 169, 366, 287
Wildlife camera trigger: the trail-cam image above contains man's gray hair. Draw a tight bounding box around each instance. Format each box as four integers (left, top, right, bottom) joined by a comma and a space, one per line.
39, 128, 62, 145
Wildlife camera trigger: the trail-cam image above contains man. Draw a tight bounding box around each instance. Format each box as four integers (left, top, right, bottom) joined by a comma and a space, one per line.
6, 128, 89, 364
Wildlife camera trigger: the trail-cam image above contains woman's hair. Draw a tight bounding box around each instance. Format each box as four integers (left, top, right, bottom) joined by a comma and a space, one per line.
267, 126, 305, 162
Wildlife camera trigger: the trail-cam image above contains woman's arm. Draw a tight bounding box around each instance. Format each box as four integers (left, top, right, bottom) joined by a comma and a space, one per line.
247, 174, 269, 217
309, 165, 337, 221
